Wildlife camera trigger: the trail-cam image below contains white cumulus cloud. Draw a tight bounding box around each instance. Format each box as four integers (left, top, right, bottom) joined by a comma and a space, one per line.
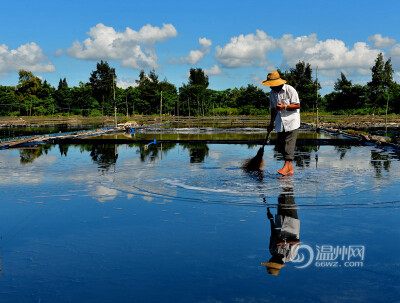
54, 49, 63, 56
251, 76, 262, 84
368, 34, 396, 48
215, 31, 382, 75
117, 79, 138, 89
172, 37, 212, 65
66, 23, 178, 69
215, 30, 276, 68
395, 72, 400, 82
204, 64, 223, 75
0, 42, 55, 77
388, 44, 400, 68
281, 36, 381, 72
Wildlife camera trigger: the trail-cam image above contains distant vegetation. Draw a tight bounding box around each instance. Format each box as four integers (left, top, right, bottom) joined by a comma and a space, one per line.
0, 53, 399, 117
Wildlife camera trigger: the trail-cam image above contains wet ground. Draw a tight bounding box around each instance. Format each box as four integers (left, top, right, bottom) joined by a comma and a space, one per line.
0, 132, 399, 302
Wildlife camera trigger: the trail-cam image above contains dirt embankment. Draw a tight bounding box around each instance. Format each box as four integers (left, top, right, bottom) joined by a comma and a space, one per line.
304, 121, 400, 149
0, 116, 117, 126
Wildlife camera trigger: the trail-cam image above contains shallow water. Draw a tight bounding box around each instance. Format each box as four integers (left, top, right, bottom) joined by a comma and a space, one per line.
0, 125, 95, 140
0, 141, 399, 302
94, 127, 332, 141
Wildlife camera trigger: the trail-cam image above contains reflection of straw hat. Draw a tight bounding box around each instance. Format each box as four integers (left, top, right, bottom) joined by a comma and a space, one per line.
261, 262, 286, 276
261, 71, 286, 87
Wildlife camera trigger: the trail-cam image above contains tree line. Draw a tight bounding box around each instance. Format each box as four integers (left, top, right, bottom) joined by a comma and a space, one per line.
0, 54, 399, 117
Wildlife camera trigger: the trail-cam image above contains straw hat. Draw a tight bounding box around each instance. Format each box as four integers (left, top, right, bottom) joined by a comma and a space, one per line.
261, 262, 286, 276
261, 71, 286, 87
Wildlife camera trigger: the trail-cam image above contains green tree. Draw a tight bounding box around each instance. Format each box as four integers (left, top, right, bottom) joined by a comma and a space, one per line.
135, 70, 160, 114
223, 88, 240, 108
88, 60, 116, 115
390, 83, 400, 114
55, 78, 73, 114
15, 70, 41, 116
383, 58, 395, 90
367, 53, 397, 112
383, 57, 397, 114
326, 72, 353, 111
125, 86, 141, 115
279, 61, 320, 111
205, 89, 230, 115
0, 86, 19, 115
236, 84, 268, 115
325, 72, 369, 112
187, 68, 209, 88
368, 53, 387, 110
369, 53, 385, 92
179, 68, 209, 116
58, 78, 68, 90
178, 85, 196, 116
334, 72, 352, 92
159, 79, 178, 115
36, 80, 56, 115
71, 82, 98, 116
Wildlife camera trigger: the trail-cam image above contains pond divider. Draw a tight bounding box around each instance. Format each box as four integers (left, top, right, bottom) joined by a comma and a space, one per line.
302, 123, 400, 153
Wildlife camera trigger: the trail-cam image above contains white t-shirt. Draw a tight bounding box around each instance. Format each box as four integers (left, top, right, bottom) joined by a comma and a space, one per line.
269, 84, 300, 132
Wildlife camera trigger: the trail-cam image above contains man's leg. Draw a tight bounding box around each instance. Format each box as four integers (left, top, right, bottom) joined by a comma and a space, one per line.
277, 129, 298, 175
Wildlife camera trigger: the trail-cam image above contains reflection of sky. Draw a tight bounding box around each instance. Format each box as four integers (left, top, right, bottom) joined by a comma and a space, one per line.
0, 143, 399, 302
123, 144, 399, 208
0, 150, 57, 184
1, 144, 399, 207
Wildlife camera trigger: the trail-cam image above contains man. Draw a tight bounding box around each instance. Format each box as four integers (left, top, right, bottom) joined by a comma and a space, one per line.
262, 71, 300, 175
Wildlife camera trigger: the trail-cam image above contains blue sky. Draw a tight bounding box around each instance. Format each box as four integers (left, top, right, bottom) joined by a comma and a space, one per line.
1, 0, 399, 95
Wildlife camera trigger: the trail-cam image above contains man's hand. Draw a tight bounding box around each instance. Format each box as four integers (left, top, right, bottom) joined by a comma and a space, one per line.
277, 241, 285, 247
276, 102, 285, 111
277, 239, 300, 247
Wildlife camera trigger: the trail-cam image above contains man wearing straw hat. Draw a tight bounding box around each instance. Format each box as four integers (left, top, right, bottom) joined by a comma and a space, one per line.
262, 71, 300, 175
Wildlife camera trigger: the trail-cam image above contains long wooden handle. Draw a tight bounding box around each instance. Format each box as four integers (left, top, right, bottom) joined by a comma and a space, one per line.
262, 110, 278, 147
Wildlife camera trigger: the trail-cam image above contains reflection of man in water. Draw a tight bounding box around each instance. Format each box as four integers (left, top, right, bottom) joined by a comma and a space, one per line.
262, 187, 300, 276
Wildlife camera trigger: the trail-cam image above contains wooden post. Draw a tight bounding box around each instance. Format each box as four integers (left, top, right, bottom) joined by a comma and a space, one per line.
113, 75, 117, 127
29, 98, 33, 126
316, 66, 319, 130
177, 94, 180, 116
126, 95, 129, 118
385, 93, 389, 136
160, 91, 163, 119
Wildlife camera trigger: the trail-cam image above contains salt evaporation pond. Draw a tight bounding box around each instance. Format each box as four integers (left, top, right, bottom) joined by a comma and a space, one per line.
0, 139, 399, 302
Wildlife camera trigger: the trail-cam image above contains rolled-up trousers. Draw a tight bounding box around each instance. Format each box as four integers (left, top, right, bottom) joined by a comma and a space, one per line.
277, 128, 298, 161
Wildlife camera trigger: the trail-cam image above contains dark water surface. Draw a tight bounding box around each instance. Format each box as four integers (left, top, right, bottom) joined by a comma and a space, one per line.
0, 125, 95, 140
91, 127, 332, 141
0, 141, 399, 302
